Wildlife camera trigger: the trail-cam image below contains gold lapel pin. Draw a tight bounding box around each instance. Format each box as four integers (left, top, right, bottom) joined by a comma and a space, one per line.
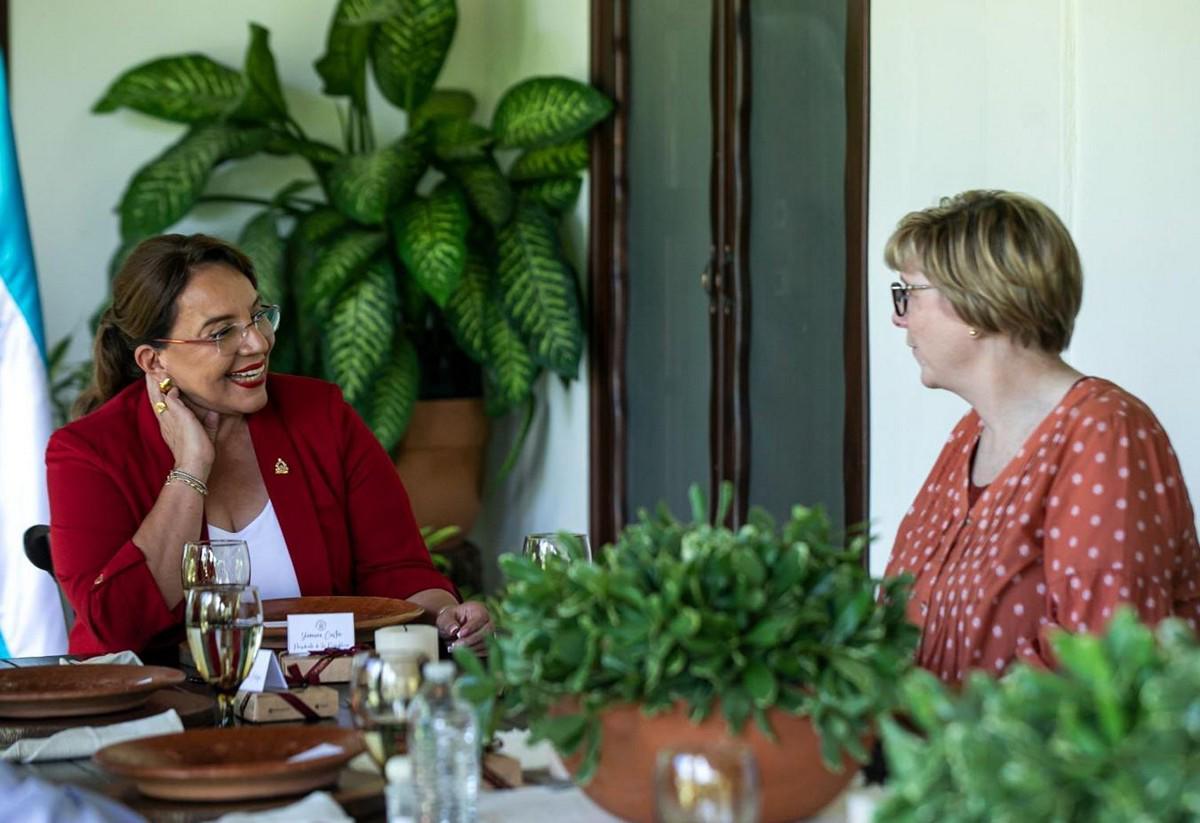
274, 458, 290, 475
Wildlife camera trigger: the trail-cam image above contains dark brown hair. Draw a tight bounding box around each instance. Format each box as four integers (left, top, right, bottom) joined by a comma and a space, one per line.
73, 234, 257, 418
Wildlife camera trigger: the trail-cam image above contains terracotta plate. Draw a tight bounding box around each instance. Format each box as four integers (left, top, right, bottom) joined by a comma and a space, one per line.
0, 665, 186, 719
95, 726, 365, 802
260, 596, 424, 648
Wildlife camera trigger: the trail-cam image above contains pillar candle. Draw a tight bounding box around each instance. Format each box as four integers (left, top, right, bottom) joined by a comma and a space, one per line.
375, 624, 439, 662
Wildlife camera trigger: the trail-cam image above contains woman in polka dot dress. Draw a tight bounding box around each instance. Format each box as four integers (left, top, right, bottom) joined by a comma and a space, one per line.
884, 190, 1199, 683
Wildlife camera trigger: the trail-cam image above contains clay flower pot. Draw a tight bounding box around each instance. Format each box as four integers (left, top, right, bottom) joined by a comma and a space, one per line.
565, 702, 861, 823
393, 398, 488, 543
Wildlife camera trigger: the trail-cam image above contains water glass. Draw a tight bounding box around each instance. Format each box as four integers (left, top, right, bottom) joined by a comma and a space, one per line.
522, 532, 592, 567
181, 539, 251, 589
185, 585, 263, 727
655, 743, 760, 823
350, 650, 425, 768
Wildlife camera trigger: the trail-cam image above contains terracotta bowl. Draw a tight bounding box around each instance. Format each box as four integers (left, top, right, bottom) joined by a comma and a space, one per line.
565, 703, 861, 823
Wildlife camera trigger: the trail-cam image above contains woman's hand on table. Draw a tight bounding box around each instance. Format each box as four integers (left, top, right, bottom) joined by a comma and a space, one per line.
437, 601, 493, 655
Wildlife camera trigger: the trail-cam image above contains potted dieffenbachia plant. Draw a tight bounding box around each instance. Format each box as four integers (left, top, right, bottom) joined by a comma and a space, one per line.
455, 483, 918, 823
876, 608, 1200, 823
92, 0, 612, 461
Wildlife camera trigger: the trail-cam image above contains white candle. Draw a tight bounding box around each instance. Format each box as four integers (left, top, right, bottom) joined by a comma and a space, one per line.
375, 624, 439, 662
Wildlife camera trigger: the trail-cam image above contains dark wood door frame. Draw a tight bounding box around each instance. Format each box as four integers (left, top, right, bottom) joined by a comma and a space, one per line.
588, 0, 870, 552
587, 0, 630, 548
708, 0, 753, 527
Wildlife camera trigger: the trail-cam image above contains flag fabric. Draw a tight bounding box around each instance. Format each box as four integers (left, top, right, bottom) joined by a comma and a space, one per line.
0, 52, 68, 657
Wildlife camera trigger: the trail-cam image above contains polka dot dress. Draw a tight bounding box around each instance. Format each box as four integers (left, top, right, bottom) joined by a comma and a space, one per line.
886, 378, 1199, 684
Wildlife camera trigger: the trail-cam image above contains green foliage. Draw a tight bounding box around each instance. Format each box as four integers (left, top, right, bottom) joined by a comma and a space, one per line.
457, 484, 919, 784
877, 609, 1200, 823
92, 7, 612, 456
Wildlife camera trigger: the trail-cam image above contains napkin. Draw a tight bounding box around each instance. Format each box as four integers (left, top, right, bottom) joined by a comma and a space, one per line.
60, 651, 144, 666
213, 790, 351, 822
495, 728, 570, 780
0, 709, 182, 763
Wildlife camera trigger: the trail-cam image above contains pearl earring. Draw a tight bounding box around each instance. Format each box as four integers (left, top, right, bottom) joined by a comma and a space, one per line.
968, 328, 979, 338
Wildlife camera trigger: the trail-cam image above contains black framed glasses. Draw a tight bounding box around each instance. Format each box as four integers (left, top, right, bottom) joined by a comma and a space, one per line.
154, 304, 281, 356
890, 282, 935, 317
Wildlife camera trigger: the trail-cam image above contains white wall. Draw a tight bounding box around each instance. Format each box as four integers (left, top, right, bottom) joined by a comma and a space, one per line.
869, 0, 1200, 575
11, 0, 590, 587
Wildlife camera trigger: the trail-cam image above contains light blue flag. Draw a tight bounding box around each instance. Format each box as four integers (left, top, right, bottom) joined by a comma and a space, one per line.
0, 51, 68, 657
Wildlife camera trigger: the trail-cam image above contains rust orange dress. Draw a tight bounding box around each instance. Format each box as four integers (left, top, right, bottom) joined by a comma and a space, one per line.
887, 377, 1200, 683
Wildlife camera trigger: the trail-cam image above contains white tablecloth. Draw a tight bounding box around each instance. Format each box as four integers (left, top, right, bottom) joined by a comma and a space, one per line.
479, 784, 874, 823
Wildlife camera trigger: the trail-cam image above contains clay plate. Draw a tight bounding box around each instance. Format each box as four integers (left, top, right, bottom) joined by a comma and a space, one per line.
260, 596, 424, 648
95, 725, 364, 801
0, 665, 186, 719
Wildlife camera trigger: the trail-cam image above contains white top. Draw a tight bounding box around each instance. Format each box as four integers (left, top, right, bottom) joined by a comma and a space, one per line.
207, 500, 301, 600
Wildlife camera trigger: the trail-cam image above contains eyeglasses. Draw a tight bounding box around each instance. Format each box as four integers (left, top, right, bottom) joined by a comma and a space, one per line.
154, 305, 281, 356
890, 282, 935, 317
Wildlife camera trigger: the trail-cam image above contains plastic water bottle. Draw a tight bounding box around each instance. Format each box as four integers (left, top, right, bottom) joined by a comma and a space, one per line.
385, 756, 418, 823
408, 660, 480, 823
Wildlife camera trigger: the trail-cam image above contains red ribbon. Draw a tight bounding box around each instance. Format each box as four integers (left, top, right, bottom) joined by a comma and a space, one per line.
284, 645, 363, 688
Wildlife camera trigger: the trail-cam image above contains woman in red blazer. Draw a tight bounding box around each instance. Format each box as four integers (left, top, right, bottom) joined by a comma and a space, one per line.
47, 234, 491, 657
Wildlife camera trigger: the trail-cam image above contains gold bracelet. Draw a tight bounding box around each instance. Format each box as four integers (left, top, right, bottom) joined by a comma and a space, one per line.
165, 468, 208, 497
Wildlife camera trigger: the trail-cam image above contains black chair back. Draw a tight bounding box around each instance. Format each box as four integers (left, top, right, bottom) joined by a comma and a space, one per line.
23, 524, 52, 574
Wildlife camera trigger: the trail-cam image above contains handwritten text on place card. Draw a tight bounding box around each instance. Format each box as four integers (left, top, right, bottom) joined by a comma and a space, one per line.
287, 612, 355, 655
239, 649, 290, 693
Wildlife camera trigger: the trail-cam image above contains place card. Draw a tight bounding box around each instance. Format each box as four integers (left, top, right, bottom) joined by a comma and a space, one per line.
287, 612, 355, 655
239, 649, 289, 693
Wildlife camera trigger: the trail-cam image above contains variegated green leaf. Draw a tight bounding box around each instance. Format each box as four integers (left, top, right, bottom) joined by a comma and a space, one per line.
509, 137, 589, 181
518, 175, 583, 213
343, 0, 406, 24
450, 159, 513, 228
230, 23, 288, 122
288, 209, 349, 375
118, 124, 271, 241
496, 202, 583, 378
394, 184, 467, 307
238, 211, 286, 305
303, 230, 387, 314
444, 252, 489, 363
324, 259, 397, 406
411, 88, 476, 131
484, 294, 537, 413
328, 139, 426, 224
368, 334, 420, 451
432, 117, 492, 162
315, 0, 373, 108
370, 0, 458, 111
493, 76, 613, 149
93, 55, 244, 124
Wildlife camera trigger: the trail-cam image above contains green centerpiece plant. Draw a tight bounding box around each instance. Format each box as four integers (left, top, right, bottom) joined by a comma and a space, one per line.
91, 0, 612, 456
877, 608, 1200, 823
455, 483, 919, 823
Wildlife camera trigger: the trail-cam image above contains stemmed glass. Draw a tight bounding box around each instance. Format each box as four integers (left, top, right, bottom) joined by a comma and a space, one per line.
181, 539, 251, 589
522, 532, 592, 567
185, 585, 264, 727
654, 743, 761, 823
350, 650, 426, 769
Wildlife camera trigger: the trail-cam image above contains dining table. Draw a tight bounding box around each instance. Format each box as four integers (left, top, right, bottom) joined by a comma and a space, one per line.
1, 654, 870, 822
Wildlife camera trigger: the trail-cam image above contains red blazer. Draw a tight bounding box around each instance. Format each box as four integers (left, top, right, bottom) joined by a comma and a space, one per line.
46, 374, 455, 655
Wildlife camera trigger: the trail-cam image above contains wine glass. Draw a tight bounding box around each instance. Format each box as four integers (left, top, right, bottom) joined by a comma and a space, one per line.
654, 743, 761, 823
185, 585, 264, 727
181, 539, 251, 589
350, 650, 425, 769
522, 532, 592, 567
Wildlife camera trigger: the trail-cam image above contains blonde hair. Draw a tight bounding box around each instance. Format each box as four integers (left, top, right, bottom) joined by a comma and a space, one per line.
884, 190, 1082, 353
